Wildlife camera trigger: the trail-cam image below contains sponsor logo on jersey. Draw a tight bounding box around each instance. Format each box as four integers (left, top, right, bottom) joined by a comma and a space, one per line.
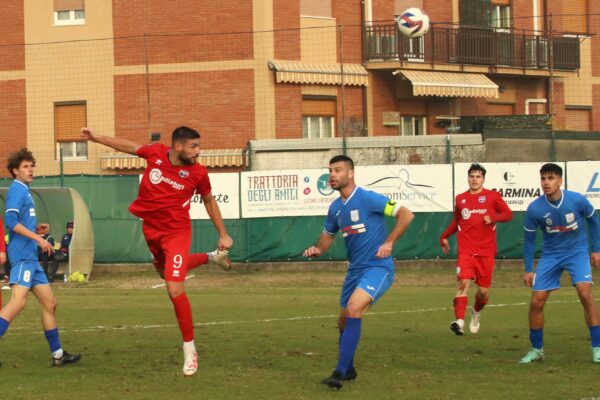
149, 168, 185, 190
350, 209, 360, 222
179, 169, 189, 178
461, 208, 487, 220
341, 223, 366, 237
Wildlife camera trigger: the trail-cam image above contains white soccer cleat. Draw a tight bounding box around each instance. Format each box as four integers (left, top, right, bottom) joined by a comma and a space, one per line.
450, 319, 465, 336
183, 351, 198, 376
469, 309, 481, 334
212, 250, 232, 271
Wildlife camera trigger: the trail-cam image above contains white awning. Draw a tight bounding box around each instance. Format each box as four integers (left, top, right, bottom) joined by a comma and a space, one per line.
394, 70, 498, 98
269, 60, 368, 86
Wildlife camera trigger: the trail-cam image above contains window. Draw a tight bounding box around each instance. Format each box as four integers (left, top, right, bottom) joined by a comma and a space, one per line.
400, 116, 427, 136
492, 5, 510, 30
56, 141, 88, 161
55, 102, 88, 160
303, 116, 334, 138
54, 0, 85, 26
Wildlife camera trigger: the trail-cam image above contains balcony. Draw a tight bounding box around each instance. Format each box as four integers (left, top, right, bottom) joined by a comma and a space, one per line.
364, 24, 580, 71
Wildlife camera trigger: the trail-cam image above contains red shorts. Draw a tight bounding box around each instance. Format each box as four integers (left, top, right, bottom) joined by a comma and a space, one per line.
456, 254, 495, 288
142, 223, 192, 282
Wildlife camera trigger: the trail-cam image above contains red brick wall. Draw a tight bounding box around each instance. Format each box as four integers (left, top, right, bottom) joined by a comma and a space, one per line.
552, 81, 565, 129
0, 80, 26, 177
274, 0, 301, 60
590, 2, 600, 77
423, 0, 449, 27
371, 0, 395, 22
371, 72, 399, 136
114, 70, 255, 149
112, 0, 254, 66
591, 84, 600, 130
337, 86, 365, 136
512, 77, 546, 114
275, 84, 302, 138
0, 0, 24, 71
512, 0, 534, 32
333, 2, 363, 64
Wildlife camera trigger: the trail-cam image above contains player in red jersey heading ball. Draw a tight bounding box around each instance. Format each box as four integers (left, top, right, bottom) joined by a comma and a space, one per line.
440, 163, 512, 336
81, 126, 233, 376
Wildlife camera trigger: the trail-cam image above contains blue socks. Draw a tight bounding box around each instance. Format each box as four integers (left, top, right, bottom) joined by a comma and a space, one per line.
44, 328, 62, 353
589, 325, 600, 347
0, 317, 9, 337
336, 317, 362, 375
529, 328, 544, 349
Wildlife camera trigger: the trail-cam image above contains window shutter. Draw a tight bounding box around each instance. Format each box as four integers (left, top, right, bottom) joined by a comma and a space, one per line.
562, 0, 587, 33
54, 0, 85, 12
55, 103, 87, 142
302, 99, 336, 116
301, 0, 332, 18
564, 109, 590, 131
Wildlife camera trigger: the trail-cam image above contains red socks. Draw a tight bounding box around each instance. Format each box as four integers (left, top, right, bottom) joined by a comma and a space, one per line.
170, 293, 194, 342
453, 296, 468, 320
187, 253, 209, 271
474, 292, 489, 312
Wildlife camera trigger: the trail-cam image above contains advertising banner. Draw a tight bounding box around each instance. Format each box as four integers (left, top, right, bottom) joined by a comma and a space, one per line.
453, 162, 565, 211
566, 161, 600, 209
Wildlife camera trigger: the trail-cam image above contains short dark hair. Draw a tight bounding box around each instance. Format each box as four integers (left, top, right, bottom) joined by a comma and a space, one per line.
7, 148, 35, 178
329, 155, 354, 169
540, 163, 563, 177
468, 163, 486, 177
171, 126, 200, 145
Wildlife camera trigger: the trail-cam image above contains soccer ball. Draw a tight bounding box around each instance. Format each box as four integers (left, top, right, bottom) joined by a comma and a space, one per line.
396, 8, 430, 38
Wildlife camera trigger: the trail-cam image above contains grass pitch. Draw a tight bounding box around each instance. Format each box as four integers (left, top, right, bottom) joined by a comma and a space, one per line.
1, 263, 598, 400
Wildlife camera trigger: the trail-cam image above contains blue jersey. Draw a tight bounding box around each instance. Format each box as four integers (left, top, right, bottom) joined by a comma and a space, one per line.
524, 189, 597, 256
4, 179, 38, 262
324, 187, 394, 271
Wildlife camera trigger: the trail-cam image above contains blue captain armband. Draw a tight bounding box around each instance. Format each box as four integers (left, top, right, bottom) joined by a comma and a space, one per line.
384, 200, 400, 217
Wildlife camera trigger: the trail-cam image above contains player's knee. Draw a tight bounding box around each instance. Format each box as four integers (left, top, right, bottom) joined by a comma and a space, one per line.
345, 303, 364, 318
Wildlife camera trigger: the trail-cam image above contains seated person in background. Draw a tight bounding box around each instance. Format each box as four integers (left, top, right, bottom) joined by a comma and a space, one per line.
55, 221, 73, 263
37, 223, 58, 283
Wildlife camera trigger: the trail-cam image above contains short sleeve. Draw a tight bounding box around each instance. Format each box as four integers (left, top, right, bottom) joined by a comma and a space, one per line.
135, 143, 160, 160
363, 189, 391, 215
195, 168, 212, 197
323, 205, 339, 236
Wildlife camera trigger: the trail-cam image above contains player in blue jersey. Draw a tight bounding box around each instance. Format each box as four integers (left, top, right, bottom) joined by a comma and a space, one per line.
0, 148, 80, 366
303, 155, 414, 389
520, 163, 600, 364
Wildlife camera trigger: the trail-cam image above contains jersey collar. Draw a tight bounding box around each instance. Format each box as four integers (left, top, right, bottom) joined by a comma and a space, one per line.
544, 189, 564, 209
342, 186, 359, 204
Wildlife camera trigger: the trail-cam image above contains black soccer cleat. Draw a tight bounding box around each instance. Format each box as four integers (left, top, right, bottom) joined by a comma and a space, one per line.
344, 367, 358, 381
322, 370, 344, 389
52, 351, 82, 367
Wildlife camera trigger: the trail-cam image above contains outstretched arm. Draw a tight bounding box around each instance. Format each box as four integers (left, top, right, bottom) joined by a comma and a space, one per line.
81, 127, 141, 155
303, 232, 335, 258
376, 206, 414, 258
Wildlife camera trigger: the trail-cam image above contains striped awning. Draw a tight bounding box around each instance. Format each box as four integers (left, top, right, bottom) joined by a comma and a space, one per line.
394, 70, 498, 98
268, 60, 368, 86
101, 149, 245, 170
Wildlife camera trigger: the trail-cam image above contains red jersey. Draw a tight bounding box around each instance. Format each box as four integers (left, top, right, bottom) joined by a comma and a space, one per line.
440, 188, 512, 256
129, 143, 211, 232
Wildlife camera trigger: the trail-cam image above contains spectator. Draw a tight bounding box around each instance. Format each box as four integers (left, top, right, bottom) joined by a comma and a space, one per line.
37, 223, 58, 283
55, 221, 73, 263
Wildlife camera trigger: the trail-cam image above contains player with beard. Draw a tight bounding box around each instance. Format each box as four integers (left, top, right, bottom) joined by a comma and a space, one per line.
80, 126, 233, 376
304, 155, 414, 389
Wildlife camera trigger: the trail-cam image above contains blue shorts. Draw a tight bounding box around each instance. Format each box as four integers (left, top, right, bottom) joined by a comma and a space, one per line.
533, 250, 592, 291
9, 260, 49, 289
340, 266, 394, 308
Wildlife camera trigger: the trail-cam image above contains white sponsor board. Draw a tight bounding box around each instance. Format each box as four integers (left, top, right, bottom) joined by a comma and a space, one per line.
355, 164, 453, 212
241, 169, 336, 218
566, 161, 600, 208
241, 165, 453, 218
453, 162, 565, 211
138, 172, 240, 219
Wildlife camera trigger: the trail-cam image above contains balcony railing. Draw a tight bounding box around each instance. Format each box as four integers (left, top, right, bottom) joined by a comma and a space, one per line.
364, 24, 580, 71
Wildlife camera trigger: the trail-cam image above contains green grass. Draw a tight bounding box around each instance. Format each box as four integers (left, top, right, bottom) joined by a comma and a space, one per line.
1, 265, 599, 400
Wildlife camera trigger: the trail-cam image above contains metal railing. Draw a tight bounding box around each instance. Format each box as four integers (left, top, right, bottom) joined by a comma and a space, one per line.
364, 23, 580, 71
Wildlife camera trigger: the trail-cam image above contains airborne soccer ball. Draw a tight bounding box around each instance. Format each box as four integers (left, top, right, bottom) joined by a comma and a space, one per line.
396, 8, 430, 38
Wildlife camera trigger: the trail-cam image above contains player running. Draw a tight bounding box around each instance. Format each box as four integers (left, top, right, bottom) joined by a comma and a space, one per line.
81, 126, 233, 376
303, 155, 414, 389
0, 148, 81, 367
520, 163, 600, 364
440, 163, 512, 335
